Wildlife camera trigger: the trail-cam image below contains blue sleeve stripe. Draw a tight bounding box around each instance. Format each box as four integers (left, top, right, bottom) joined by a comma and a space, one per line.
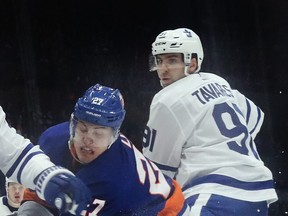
150, 160, 178, 172
245, 98, 263, 135
6, 143, 34, 178
6, 143, 45, 184
250, 107, 262, 135
16, 151, 46, 184
183, 174, 275, 191
249, 137, 260, 160
245, 98, 251, 124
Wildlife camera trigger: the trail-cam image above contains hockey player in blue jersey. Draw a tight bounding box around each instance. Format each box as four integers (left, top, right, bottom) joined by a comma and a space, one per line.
19, 83, 189, 216
0, 106, 91, 215
142, 28, 278, 215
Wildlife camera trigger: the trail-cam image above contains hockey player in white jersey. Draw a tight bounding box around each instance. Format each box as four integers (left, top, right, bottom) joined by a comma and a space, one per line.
0, 177, 25, 215
0, 106, 91, 215
142, 28, 278, 215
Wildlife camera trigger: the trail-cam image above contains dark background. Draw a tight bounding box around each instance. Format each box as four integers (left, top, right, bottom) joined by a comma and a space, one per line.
0, 0, 287, 214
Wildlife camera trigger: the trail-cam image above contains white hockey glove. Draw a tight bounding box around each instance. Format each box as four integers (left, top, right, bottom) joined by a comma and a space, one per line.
36, 166, 91, 215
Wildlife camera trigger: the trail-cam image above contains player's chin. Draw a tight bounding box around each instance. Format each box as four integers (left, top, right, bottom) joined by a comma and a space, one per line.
161, 80, 172, 87
78, 154, 95, 164
13, 199, 21, 203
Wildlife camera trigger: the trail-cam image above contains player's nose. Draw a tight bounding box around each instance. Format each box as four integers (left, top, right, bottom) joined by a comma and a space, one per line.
83, 136, 93, 146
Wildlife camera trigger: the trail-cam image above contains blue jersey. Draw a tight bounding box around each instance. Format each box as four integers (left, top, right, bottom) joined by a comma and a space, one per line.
39, 122, 189, 215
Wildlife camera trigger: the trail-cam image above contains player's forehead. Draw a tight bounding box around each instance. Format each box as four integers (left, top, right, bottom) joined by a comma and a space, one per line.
76, 119, 107, 130
156, 53, 182, 60
8, 182, 24, 189
8, 182, 20, 186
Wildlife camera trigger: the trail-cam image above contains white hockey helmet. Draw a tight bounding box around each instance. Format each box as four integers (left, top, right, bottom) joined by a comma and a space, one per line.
151, 28, 204, 74
5, 177, 16, 199
5, 177, 14, 190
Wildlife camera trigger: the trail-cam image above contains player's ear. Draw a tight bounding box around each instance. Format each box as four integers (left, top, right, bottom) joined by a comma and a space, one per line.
187, 58, 198, 74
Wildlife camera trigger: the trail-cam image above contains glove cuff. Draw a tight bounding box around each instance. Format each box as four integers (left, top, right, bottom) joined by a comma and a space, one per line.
35, 166, 74, 200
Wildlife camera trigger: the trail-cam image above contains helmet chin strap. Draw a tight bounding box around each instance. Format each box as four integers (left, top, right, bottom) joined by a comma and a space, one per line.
184, 65, 190, 76
68, 138, 83, 164
160, 80, 165, 88
107, 129, 119, 149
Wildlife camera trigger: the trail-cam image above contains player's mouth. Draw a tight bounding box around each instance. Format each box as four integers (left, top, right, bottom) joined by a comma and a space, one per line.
161, 77, 170, 82
80, 147, 94, 154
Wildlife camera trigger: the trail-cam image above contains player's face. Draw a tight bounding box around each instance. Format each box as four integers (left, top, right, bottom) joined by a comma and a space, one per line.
155, 53, 186, 87
73, 120, 114, 163
7, 182, 25, 207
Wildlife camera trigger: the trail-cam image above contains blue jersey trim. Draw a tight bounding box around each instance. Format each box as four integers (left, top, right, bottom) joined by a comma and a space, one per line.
6, 143, 34, 178
182, 174, 275, 191
245, 98, 251, 124
250, 107, 262, 135
245, 99, 262, 136
249, 138, 260, 160
150, 160, 178, 172
17, 150, 46, 184
6, 144, 45, 184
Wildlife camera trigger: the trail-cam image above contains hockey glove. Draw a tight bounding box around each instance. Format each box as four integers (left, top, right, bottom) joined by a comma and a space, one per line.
36, 166, 91, 215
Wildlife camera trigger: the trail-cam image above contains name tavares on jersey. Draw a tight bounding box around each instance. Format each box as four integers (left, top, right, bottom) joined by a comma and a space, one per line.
191, 82, 234, 104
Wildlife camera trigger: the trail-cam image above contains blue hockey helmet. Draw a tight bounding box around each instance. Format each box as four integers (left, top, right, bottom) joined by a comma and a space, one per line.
73, 84, 126, 130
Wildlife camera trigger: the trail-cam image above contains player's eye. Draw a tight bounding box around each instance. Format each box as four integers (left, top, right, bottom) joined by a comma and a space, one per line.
77, 122, 88, 133
167, 57, 179, 65
156, 58, 163, 65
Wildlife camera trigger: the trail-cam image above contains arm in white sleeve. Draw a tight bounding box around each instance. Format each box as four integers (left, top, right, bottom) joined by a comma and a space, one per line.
0, 106, 91, 214
0, 106, 56, 189
232, 90, 264, 139
143, 102, 185, 179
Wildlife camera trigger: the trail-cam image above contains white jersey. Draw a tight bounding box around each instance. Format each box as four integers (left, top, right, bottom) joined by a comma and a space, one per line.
143, 72, 278, 204
0, 196, 17, 215
0, 106, 55, 190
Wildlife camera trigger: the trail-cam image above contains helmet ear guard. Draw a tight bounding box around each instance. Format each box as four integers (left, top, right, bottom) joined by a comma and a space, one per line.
150, 28, 204, 74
